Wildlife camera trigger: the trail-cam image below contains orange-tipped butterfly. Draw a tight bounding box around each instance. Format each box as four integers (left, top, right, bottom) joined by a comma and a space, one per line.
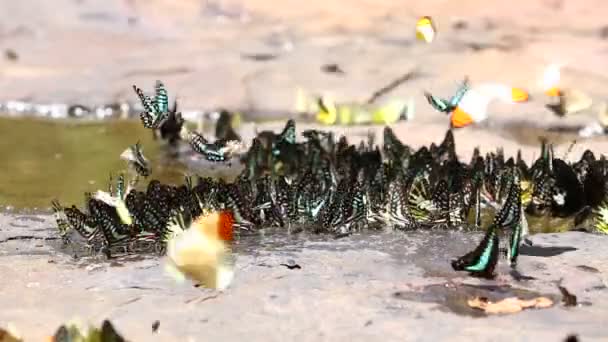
164, 210, 235, 290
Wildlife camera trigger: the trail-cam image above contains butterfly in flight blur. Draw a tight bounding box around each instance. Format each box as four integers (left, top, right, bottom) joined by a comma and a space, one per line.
133, 80, 170, 129
424, 78, 470, 114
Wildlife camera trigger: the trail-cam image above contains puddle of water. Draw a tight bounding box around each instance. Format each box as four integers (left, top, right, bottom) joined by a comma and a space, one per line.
393, 282, 557, 317
493, 121, 589, 147
0, 117, 188, 210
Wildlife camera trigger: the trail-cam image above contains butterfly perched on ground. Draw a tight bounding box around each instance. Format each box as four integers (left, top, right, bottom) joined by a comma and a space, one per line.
215, 110, 242, 142
545, 88, 593, 117
50, 319, 128, 342
592, 200, 608, 234
272, 119, 297, 156
133, 80, 170, 129
424, 78, 470, 114
451, 169, 524, 278
181, 127, 244, 162
51, 198, 100, 243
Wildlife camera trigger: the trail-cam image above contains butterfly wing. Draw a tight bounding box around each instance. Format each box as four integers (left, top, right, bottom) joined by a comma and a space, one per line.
189, 133, 230, 162
279, 119, 297, 145
424, 92, 452, 113
188, 131, 209, 154
154, 80, 169, 113
133, 85, 157, 113
134, 85, 163, 128
451, 224, 500, 279
449, 79, 470, 107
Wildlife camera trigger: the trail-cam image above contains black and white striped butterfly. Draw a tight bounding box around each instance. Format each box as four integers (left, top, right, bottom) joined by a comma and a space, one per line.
133, 80, 170, 129
120, 141, 151, 177
187, 130, 235, 163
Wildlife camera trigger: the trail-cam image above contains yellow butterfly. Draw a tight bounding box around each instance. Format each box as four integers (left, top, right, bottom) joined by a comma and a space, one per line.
416, 16, 436, 43
316, 96, 413, 125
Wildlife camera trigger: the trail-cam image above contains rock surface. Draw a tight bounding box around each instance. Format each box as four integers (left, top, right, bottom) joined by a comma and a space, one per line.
1, 213, 607, 341
2, 0, 608, 128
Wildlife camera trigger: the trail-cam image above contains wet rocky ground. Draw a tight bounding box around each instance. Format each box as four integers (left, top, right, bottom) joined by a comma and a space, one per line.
3, 1, 608, 340
1, 213, 607, 341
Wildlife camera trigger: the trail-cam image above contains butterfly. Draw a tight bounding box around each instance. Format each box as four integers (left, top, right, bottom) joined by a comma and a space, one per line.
424, 78, 470, 114
51, 199, 100, 243
181, 126, 241, 162
133, 80, 170, 129
451, 169, 524, 278
416, 16, 437, 43
120, 142, 151, 178
451, 222, 500, 279
51, 319, 127, 342
164, 210, 235, 290
272, 119, 297, 157
546, 88, 592, 117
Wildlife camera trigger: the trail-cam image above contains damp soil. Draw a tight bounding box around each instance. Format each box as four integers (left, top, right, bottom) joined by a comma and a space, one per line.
392, 282, 558, 317
492, 119, 608, 149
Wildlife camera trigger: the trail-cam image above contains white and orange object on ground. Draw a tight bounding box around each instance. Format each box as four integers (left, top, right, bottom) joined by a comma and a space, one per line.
164, 210, 235, 290
541, 63, 563, 97
540, 63, 592, 116
425, 79, 530, 128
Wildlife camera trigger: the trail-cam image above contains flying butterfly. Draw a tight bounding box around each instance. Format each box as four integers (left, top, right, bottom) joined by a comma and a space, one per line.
133, 80, 170, 129
164, 210, 235, 290
154, 80, 169, 114
425, 78, 470, 114
416, 16, 437, 43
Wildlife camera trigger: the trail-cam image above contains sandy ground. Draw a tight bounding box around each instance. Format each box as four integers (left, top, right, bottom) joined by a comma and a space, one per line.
1, 214, 608, 341
2, 0, 608, 153
2, 1, 608, 340
2, 0, 608, 122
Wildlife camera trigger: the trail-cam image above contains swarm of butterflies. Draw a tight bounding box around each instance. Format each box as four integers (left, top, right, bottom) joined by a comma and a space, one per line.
50, 81, 608, 279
